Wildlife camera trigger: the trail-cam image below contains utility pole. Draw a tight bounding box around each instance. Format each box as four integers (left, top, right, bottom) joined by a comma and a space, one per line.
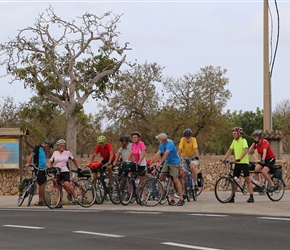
263, 0, 272, 131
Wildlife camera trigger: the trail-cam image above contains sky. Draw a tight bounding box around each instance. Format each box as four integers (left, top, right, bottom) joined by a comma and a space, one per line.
0, 0, 289, 115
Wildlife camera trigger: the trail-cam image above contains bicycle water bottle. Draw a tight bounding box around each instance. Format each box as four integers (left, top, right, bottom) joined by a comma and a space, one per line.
135, 178, 140, 187
234, 176, 240, 185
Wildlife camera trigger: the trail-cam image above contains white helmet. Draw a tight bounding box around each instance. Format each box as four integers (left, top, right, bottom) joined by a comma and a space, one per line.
56, 139, 66, 145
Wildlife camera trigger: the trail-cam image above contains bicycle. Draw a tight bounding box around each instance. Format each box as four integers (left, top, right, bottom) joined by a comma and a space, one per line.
91, 162, 120, 205
214, 160, 286, 203
43, 167, 96, 209
118, 161, 144, 206
181, 157, 204, 197
18, 164, 42, 206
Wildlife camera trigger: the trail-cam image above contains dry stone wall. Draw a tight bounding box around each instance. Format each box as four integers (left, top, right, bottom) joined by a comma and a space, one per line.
0, 159, 290, 195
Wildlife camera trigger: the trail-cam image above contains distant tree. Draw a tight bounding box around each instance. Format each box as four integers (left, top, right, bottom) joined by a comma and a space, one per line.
273, 99, 290, 153
19, 96, 66, 151
0, 97, 22, 127
0, 6, 129, 154
162, 65, 232, 140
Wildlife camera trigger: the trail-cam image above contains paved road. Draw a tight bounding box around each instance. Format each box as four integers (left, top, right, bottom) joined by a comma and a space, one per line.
2, 191, 290, 217
1, 209, 290, 250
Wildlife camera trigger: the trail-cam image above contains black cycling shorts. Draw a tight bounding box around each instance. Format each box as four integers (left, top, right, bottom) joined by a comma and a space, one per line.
59, 172, 70, 183
37, 170, 47, 185
261, 158, 276, 170
234, 163, 250, 178
138, 165, 146, 176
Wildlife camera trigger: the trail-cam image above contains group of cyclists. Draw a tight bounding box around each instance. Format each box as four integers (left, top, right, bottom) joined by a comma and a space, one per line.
24, 126, 277, 207
87, 129, 201, 206
222, 127, 277, 203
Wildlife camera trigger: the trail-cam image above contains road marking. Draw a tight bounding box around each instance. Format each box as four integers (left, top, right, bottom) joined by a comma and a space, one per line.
188, 214, 229, 217
2, 224, 44, 230
125, 211, 162, 215
74, 231, 124, 238
162, 242, 224, 250
258, 217, 290, 221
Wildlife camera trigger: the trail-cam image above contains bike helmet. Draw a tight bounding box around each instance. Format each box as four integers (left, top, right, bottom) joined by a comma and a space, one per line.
119, 136, 130, 142
183, 128, 192, 137
44, 139, 53, 148
131, 131, 141, 137
97, 135, 106, 143
56, 139, 66, 145
251, 130, 262, 138
232, 127, 243, 134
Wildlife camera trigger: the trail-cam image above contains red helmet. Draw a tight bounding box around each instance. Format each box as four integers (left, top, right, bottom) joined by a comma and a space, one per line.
232, 127, 243, 134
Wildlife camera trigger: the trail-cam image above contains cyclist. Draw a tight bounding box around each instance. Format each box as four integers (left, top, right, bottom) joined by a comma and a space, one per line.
178, 128, 200, 191
48, 139, 81, 208
126, 131, 147, 181
89, 135, 116, 183
249, 130, 276, 192
25, 139, 54, 206
150, 133, 185, 206
222, 127, 254, 203
113, 136, 132, 176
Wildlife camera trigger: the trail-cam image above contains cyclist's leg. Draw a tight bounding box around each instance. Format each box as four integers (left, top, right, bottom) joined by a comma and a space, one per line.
37, 170, 46, 204
242, 164, 254, 203
254, 164, 263, 182
106, 164, 113, 183
231, 165, 242, 201
173, 176, 183, 200
169, 165, 184, 203
261, 166, 274, 188
62, 172, 77, 201
190, 163, 198, 190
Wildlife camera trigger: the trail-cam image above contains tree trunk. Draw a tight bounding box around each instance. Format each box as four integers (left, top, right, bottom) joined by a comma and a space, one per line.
66, 112, 77, 156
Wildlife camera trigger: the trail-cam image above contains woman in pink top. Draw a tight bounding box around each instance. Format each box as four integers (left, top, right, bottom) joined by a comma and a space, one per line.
127, 131, 147, 179
48, 139, 81, 208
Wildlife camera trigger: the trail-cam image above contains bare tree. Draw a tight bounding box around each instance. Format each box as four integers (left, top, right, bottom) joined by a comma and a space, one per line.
0, 6, 130, 154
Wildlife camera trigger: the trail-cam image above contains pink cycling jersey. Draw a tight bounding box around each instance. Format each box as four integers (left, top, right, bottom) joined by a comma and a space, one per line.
50, 150, 75, 172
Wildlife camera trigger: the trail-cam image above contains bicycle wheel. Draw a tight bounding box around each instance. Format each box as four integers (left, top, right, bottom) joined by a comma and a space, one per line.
18, 182, 30, 206
184, 176, 195, 202
214, 176, 235, 203
118, 176, 133, 206
43, 179, 61, 209
139, 178, 163, 207
92, 177, 105, 205
108, 176, 120, 205
27, 182, 36, 206
266, 177, 285, 202
167, 177, 181, 206
74, 179, 96, 208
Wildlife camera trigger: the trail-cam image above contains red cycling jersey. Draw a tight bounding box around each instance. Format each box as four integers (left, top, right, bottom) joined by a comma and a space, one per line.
253, 138, 275, 159
93, 143, 116, 162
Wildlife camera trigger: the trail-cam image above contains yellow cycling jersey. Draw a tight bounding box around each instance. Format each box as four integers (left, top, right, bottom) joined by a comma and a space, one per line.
179, 137, 198, 158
